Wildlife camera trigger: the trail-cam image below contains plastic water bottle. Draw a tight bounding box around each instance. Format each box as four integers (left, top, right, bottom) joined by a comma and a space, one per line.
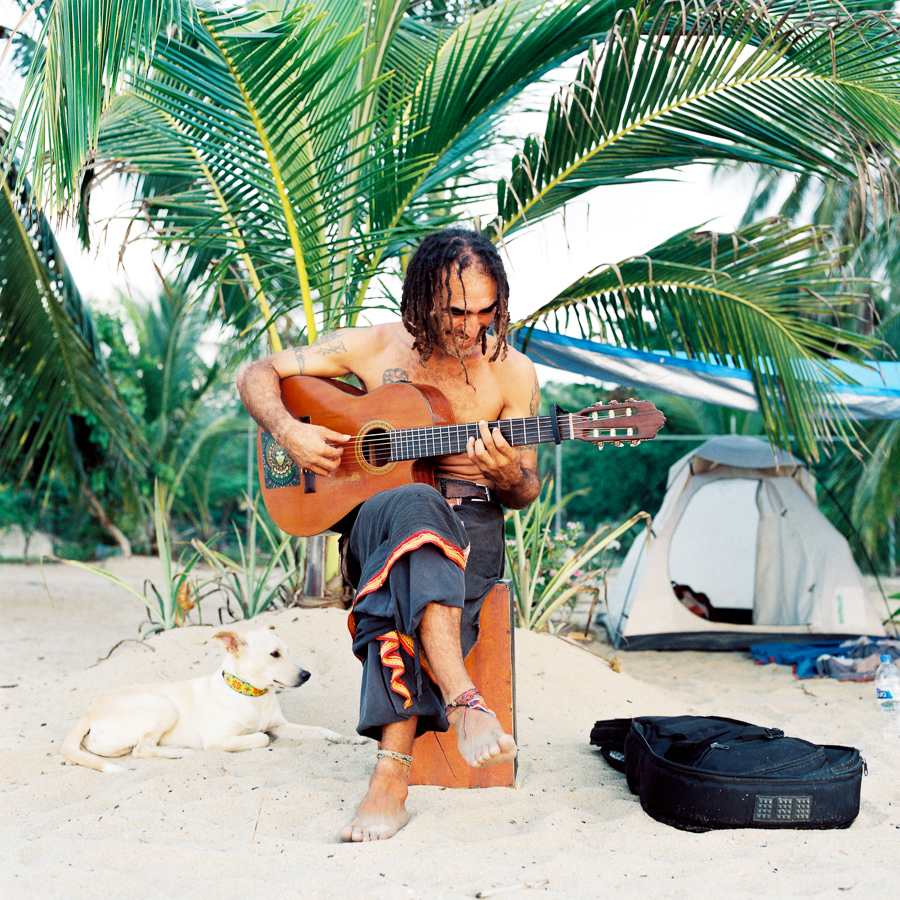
875, 654, 900, 740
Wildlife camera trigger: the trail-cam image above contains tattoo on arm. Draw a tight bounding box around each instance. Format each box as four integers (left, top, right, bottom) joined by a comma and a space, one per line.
523, 443, 537, 454
292, 348, 307, 374
382, 368, 410, 384
529, 376, 540, 417
312, 332, 347, 357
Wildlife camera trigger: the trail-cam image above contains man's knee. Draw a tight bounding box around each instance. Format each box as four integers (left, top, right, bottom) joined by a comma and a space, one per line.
397, 483, 447, 509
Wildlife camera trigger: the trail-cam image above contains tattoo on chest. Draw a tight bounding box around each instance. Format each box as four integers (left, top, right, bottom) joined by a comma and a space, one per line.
382, 368, 410, 384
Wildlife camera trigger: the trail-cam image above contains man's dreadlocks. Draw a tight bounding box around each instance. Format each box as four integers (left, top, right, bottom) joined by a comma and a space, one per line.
400, 228, 510, 365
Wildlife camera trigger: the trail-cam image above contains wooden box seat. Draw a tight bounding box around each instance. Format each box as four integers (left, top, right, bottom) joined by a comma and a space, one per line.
408, 581, 516, 788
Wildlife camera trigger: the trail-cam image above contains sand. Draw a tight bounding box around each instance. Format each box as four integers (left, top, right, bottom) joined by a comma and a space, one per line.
2, 556, 899, 900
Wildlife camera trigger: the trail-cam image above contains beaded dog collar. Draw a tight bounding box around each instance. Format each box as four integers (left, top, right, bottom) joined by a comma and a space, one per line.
222, 670, 267, 697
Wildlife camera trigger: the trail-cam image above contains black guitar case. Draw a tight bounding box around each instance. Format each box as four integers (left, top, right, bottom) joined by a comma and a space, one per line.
590, 715, 864, 832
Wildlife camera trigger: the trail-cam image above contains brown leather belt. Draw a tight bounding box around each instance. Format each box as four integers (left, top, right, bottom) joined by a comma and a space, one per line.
438, 478, 494, 503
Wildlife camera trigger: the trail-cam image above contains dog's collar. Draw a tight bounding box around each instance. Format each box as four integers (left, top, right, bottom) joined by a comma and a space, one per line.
222, 670, 268, 697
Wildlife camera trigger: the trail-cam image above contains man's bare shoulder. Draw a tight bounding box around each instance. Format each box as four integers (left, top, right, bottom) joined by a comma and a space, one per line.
493, 341, 539, 416
497, 342, 538, 385
314, 324, 396, 355
498, 341, 535, 374
363, 321, 409, 348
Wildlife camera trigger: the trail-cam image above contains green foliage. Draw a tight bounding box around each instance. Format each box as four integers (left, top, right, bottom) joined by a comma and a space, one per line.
55, 481, 207, 633
191, 494, 303, 620
812, 435, 900, 577
538, 383, 676, 542
4, 0, 900, 558
0, 167, 146, 487
887, 592, 900, 627
505, 477, 649, 631
520, 220, 882, 459
538, 384, 680, 540
0, 483, 40, 535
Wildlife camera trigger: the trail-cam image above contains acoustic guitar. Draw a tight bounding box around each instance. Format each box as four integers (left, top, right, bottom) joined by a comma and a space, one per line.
257, 376, 665, 536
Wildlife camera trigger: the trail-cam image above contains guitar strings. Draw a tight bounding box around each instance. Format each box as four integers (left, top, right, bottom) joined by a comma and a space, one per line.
324, 413, 644, 453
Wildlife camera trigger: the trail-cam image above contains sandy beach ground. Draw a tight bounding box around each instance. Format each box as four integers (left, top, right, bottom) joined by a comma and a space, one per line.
2, 556, 900, 900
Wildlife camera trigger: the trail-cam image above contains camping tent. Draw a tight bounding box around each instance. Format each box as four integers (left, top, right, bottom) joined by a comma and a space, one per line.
600, 436, 886, 650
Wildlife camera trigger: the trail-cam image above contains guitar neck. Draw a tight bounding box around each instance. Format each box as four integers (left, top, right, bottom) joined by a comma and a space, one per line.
389, 415, 570, 461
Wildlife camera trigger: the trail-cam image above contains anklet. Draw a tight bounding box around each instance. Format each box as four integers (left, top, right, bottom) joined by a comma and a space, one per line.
445, 688, 494, 717
377, 749, 412, 768
445, 689, 495, 739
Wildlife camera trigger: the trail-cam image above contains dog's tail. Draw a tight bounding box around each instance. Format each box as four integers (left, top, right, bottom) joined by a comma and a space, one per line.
62, 716, 126, 773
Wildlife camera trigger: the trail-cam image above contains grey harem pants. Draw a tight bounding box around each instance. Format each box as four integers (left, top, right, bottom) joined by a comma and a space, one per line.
343, 483, 504, 740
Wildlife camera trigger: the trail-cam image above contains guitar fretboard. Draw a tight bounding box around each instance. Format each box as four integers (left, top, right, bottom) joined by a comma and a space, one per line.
389, 415, 574, 461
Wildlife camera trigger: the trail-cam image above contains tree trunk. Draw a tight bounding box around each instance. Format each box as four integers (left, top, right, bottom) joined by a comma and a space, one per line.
81, 485, 132, 558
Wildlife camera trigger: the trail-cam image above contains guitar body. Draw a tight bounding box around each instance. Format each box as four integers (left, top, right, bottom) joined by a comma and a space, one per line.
258, 377, 455, 536
257, 375, 666, 536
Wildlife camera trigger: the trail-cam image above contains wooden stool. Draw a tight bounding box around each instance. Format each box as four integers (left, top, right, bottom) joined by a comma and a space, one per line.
408, 581, 516, 788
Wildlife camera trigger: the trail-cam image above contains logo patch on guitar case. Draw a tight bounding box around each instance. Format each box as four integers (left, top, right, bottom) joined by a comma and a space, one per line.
261, 432, 303, 489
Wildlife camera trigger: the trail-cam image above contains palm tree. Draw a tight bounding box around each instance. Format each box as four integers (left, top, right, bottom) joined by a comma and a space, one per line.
3, 0, 900, 481
0, 120, 151, 551
115, 283, 248, 528
726, 114, 900, 571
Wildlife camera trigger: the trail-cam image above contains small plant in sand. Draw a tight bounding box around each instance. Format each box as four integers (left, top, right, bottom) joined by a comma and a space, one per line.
505, 478, 649, 633
54, 480, 213, 633
886, 591, 900, 630
191, 493, 303, 620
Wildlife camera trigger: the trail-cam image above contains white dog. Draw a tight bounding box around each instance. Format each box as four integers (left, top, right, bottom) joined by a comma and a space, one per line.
62, 627, 365, 772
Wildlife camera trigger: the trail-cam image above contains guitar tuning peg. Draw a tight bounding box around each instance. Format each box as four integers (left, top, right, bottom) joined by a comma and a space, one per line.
614, 440, 624, 447
630, 440, 640, 447
596, 442, 604, 451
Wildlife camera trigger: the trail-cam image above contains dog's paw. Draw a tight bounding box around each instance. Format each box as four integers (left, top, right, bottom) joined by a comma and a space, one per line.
336, 733, 370, 745
323, 730, 367, 745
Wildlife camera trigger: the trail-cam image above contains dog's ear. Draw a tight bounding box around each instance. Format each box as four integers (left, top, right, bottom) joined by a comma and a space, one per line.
213, 631, 246, 655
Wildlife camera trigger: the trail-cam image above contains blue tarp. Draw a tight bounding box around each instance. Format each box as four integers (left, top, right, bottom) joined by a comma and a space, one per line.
514, 329, 900, 420
751, 638, 900, 680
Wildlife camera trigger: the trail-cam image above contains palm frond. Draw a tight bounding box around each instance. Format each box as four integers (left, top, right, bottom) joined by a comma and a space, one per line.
491, 1, 900, 238
849, 420, 900, 545
4, 0, 188, 211
341, 0, 629, 308
0, 168, 146, 481
100, 5, 394, 340
515, 218, 882, 459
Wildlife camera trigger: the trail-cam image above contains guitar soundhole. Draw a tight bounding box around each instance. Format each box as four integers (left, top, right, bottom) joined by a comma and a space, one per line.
359, 427, 392, 470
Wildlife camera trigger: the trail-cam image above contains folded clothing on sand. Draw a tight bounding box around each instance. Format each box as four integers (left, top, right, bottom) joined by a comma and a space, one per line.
750, 637, 900, 681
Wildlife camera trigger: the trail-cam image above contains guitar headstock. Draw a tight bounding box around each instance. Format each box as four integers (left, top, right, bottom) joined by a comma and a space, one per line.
570, 399, 666, 446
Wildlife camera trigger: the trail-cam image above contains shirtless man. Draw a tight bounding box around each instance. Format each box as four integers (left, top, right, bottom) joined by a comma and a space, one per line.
236, 228, 540, 841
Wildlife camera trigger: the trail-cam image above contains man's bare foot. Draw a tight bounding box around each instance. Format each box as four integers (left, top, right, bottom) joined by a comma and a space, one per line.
447, 694, 517, 768
339, 760, 410, 842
